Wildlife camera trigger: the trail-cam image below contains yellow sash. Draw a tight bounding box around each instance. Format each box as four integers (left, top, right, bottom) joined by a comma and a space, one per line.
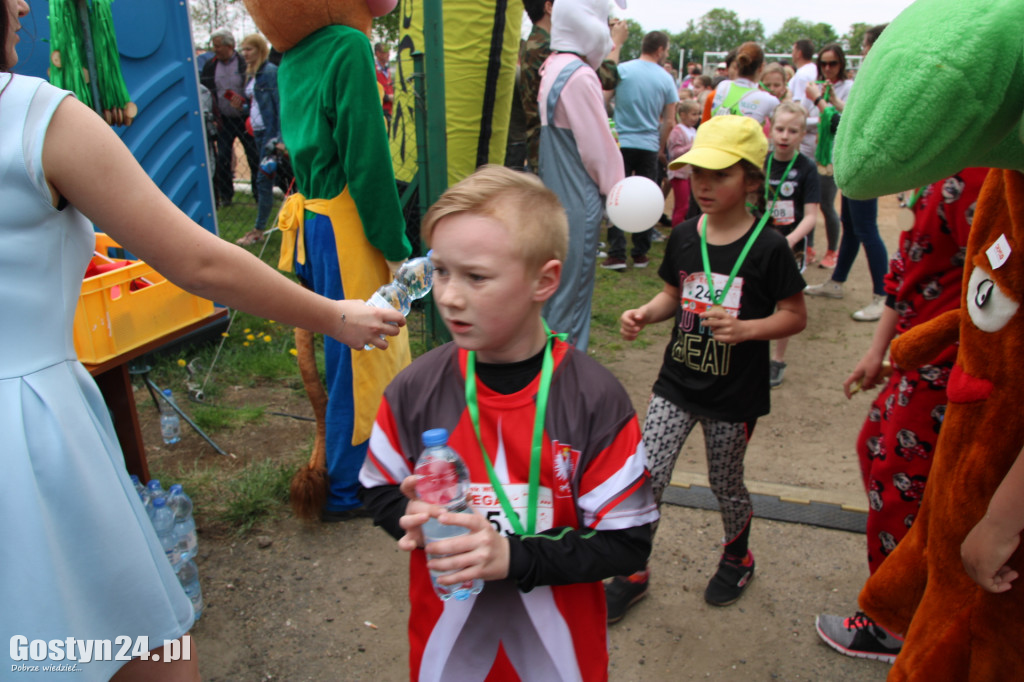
276, 189, 411, 445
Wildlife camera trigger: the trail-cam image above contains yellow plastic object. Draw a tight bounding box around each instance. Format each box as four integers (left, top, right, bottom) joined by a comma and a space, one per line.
73, 233, 214, 364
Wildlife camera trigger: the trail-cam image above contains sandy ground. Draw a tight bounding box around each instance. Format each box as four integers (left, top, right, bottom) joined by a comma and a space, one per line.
146, 196, 908, 681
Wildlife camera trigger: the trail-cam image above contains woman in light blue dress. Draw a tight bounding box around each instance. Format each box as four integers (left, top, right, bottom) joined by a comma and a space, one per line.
0, 1, 404, 679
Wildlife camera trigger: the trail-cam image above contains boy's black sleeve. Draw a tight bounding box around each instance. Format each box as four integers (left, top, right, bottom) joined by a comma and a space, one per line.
358, 484, 407, 540
506, 523, 652, 592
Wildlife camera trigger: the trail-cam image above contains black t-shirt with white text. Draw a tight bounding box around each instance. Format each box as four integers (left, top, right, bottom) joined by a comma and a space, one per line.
653, 216, 806, 421
765, 153, 820, 238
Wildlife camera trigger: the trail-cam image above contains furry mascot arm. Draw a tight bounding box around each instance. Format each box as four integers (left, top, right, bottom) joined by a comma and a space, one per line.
888, 308, 960, 371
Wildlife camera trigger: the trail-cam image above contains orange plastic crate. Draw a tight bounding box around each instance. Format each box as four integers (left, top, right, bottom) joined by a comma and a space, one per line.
73, 233, 214, 364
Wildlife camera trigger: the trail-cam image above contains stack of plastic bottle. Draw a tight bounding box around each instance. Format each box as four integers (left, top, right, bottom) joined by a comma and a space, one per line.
131, 476, 204, 620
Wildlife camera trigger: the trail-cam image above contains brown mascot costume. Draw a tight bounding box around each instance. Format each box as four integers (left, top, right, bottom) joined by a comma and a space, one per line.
832, 0, 1024, 677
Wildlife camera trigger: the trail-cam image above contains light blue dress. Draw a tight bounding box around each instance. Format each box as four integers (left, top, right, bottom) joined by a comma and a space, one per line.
0, 73, 193, 680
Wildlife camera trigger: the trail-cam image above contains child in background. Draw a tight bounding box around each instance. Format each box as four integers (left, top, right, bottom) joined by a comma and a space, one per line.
359, 166, 658, 680
693, 74, 713, 110
666, 100, 701, 225
761, 63, 789, 102
764, 102, 820, 387
760, 62, 789, 138
605, 116, 806, 622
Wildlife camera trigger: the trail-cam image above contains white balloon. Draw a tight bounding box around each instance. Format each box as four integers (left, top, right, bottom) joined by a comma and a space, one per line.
605, 176, 664, 233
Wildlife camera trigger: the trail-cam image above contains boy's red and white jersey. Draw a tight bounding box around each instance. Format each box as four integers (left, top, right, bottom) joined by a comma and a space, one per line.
360, 340, 657, 681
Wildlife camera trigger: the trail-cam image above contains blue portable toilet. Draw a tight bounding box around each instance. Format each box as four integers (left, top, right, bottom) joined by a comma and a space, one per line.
15, 0, 218, 235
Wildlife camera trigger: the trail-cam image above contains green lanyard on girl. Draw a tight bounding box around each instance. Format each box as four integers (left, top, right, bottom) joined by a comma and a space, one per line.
700, 155, 796, 309
463, 322, 564, 537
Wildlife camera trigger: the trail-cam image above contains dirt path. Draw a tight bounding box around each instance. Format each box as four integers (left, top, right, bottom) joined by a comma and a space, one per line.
171, 197, 907, 681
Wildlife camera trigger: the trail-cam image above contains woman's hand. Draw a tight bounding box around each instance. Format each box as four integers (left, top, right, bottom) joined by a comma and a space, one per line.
334, 300, 405, 350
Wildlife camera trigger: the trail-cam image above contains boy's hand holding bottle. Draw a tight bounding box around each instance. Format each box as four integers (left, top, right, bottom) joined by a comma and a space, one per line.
398, 496, 511, 586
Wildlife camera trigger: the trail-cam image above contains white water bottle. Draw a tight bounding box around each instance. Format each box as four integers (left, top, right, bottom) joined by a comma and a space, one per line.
414, 428, 484, 602
160, 389, 181, 444
176, 559, 204, 620
364, 253, 434, 350
151, 497, 180, 567
168, 484, 198, 562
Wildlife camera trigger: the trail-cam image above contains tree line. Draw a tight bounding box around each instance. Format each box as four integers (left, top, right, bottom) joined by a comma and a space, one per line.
619, 9, 871, 66
188, 1, 869, 69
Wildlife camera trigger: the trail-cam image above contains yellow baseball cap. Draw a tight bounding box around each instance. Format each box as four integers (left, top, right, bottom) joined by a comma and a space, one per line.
669, 115, 768, 171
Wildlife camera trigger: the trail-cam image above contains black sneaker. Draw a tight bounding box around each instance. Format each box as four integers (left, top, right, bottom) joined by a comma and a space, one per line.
815, 612, 902, 663
605, 574, 649, 624
704, 551, 754, 606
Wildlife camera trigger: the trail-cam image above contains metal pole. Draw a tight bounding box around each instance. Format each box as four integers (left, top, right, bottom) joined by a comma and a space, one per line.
422, 0, 448, 203
419, 0, 451, 347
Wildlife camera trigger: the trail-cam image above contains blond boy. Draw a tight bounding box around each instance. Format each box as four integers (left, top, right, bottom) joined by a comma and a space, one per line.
765, 101, 820, 386
359, 166, 657, 681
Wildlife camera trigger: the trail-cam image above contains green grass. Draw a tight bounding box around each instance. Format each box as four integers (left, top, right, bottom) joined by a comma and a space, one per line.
219, 458, 297, 533
586, 227, 668, 366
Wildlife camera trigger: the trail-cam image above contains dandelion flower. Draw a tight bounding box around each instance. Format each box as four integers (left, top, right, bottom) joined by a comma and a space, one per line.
243, 341, 250, 347
289, 348, 298, 356
221, 332, 229, 338
263, 335, 272, 343
177, 359, 187, 367
246, 334, 255, 341
244, 328, 251, 333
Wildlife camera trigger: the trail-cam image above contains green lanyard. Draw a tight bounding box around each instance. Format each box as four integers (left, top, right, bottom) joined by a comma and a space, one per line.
764, 154, 799, 210
905, 186, 926, 210
463, 325, 562, 536
696, 155, 796, 308
700, 211, 772, 307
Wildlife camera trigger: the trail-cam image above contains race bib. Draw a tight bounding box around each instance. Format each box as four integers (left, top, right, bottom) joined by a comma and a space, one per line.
771, 200, 796, 225
680, 272, 742, 317
468, 483, 553, 536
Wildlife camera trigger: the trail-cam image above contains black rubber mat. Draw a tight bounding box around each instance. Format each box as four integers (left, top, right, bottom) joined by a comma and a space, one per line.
662, 484, 867, 533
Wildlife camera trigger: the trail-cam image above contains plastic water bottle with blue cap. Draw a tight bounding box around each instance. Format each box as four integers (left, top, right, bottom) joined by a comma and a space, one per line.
151, 497, 180, 567
160, 389, 181, 444
414, 428, 484, 601
364, 252, 434, 349
145, 479, 166, 520
168, 484, 198, 562
176, 558, 204, 620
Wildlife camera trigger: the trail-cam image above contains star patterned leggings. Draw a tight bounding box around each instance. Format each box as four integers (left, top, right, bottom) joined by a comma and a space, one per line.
644, 395, 756, 543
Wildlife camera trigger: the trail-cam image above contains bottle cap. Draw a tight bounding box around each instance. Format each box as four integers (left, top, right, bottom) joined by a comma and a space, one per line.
169, 484, 183, 494
162, 388, 172, 397
147, 480, 162, 490
152, 497, 167, 507
421, 428, 449, 447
